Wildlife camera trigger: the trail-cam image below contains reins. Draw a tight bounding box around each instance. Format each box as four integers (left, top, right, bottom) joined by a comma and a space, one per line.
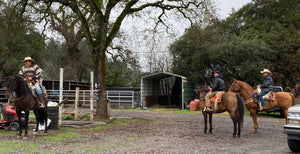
239, 83, 257, 105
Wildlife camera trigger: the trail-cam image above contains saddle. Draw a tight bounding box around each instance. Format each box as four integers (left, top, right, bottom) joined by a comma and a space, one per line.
209, 92, 225, 103
254, 86, 283, 102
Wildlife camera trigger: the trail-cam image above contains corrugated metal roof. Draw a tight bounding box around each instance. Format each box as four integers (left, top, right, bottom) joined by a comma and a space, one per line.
142, 72, 187, 80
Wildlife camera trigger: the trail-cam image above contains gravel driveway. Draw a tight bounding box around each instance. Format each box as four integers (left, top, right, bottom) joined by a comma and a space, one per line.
110, 110, 289, 154
0, 110, 290, 153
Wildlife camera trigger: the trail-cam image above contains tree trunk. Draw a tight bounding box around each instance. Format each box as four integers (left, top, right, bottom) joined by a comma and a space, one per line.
94, 48, 109, 119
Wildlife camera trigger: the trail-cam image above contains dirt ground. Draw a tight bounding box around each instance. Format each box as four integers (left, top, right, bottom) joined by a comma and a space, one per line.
0, 110, 291, 153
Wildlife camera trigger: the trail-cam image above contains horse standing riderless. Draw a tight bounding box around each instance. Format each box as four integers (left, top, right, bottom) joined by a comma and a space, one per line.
197, 88, 244, 137
229, 79, 297, 132
4, 75, 48, 139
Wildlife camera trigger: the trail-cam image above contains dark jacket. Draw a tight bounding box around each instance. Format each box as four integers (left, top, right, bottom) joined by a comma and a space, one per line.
211, 74, 225, 92
261, 74, 273, 92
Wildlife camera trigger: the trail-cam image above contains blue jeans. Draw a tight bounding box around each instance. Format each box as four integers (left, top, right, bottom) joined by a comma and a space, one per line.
258, 91, 268, 106
35, 84, 43, 94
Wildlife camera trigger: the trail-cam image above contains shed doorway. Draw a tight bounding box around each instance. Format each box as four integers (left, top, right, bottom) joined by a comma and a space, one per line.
141, 72, 194, 109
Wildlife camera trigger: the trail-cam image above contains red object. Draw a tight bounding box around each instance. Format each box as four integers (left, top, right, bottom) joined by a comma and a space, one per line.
190, 99, 200, 111
5, 105, 19, 121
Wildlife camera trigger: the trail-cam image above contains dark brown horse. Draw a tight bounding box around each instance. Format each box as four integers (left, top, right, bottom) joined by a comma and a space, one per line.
197, 89, 244, 137
4, 75, 48, 139
229, 79, 297, 132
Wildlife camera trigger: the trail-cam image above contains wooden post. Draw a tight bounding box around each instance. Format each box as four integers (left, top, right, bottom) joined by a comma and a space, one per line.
74, 87, 79, 121
90, 71, 94, 121
58, 68, 63, 126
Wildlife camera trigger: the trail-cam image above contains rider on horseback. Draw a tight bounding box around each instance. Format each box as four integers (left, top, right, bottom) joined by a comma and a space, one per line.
258, 69, 273, 111
204, 70, 225, 111
19, 57, 46, 108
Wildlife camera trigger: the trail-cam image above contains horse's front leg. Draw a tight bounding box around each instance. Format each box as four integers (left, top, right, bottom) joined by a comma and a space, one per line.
250, 108, 258, 132
16, 110, 22, 139
23, 111, 29, 139
209, 112, 213, 133
203, 112, 207, 134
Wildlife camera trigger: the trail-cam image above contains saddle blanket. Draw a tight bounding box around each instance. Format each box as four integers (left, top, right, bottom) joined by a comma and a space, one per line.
263, 91, 275, 101
209, 92, 225, 103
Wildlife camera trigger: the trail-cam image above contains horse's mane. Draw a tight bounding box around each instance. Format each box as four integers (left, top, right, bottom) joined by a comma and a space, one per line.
12, 75, 32, 95
238, 80, 254, 90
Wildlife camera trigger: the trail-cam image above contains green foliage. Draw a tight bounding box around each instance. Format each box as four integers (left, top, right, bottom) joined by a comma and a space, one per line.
106, 58, 143, 87
0, 2, 45, 78
170, 0, 300, 88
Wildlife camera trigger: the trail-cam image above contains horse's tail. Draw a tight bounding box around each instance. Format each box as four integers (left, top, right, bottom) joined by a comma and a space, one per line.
37, 107, 47, 125
236, 94, 244, 127
289, 93, 297, 105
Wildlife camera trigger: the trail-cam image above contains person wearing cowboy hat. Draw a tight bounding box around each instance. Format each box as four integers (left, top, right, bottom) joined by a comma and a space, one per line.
258, 69, 273, 111
204, 70, 225, 112
18, 57, 46, 108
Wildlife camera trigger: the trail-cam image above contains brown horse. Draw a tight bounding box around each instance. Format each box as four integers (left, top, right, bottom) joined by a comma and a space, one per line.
197, 89, 244, 137
229, 79, 297, 132
4, 75, 48, 139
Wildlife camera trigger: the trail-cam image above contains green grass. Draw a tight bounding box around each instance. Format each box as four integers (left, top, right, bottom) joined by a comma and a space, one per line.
40, 132, 80, 142
90, 118, 146, 130
58, 126, 75, 131
0, 141, 40, 153
0, 129, 17, 134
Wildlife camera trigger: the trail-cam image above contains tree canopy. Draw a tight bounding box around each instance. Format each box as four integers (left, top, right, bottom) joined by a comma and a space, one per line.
170, 0, 300, 89
14, 0, 215, 119
0, 2, 45, 78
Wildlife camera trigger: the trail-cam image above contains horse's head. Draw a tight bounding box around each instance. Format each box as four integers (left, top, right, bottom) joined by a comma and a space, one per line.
229, 79, 242, 92
4, 76, 19, 96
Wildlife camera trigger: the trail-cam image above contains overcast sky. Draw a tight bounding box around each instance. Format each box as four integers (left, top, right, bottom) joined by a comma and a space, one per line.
126, 0, 253, 71
216, 0, 252, 19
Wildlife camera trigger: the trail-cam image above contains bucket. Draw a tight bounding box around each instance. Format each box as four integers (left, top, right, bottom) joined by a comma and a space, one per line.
47, 106, 58, 129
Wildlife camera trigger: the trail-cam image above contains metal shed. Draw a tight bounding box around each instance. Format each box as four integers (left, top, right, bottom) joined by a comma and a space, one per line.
140, 72, 195, 109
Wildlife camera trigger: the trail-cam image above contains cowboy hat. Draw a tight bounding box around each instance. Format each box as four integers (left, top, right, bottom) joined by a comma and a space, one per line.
23, 57, 35, 63
260, 69, 271, 74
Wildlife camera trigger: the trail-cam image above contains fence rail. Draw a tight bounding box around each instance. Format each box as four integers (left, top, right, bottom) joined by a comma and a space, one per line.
0, 89, 140, 109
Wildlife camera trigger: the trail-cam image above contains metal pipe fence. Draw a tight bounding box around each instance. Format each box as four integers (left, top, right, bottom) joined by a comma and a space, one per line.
0, 89, 140, 109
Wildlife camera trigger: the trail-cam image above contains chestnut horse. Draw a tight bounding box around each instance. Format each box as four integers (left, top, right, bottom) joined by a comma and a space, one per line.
229, 79, 297, 132
198, 89, 244, 137
4, 75, 48, 139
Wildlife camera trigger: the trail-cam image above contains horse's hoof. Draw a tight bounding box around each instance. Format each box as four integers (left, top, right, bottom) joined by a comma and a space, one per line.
252, 129, 257, 133
17, 135, 22, 139
33, 132, 38, 136
233, 135, 236, 138
23, 136, 28, 140
44, 133, 48, 136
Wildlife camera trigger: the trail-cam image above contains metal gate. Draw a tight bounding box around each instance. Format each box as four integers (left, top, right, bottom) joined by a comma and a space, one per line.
107, 90, 137, 109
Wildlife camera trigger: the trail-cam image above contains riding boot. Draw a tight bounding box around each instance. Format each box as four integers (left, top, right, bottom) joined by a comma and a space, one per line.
36, 94, 45, 108
258, 103, 264, 111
